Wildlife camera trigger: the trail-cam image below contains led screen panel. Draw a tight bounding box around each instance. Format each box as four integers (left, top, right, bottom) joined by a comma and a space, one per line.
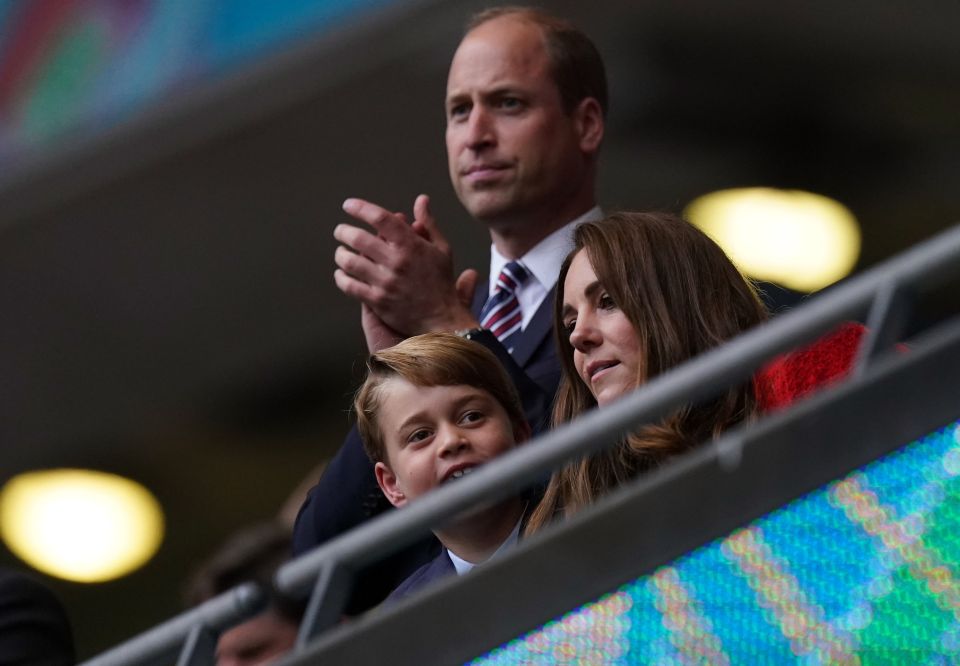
0, 0, 394, 164
473, 419, 960, 664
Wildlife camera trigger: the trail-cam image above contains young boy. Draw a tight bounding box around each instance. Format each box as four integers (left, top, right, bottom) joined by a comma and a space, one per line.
355, 332, 531, 603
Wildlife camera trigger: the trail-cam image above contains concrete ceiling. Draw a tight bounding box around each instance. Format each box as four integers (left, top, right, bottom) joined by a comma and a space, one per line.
1, 0, 958, 656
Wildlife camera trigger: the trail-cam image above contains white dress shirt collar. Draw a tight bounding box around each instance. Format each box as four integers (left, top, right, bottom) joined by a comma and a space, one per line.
446, 512, 525, 576
486, 206, 603, 330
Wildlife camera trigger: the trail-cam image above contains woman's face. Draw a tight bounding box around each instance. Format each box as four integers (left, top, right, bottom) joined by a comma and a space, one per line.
560, 250, 644, 407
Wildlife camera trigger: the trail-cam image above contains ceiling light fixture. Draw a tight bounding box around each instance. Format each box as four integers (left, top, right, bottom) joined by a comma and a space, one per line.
0, 469, 164, 583
685, 187, 861, 292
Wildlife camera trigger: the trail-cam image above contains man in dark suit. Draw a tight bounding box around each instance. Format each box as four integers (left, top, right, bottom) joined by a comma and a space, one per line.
293, 7, 607, 610
0, 567, 74, 665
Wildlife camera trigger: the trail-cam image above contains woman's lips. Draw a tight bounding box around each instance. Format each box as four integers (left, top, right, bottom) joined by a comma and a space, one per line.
587, 360, 620, 384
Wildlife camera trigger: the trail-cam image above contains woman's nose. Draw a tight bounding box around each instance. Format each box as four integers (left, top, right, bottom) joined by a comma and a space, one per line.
569, 317, 599, 351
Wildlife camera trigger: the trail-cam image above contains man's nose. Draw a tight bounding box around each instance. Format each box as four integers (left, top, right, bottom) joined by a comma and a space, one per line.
465, 107, 494, 149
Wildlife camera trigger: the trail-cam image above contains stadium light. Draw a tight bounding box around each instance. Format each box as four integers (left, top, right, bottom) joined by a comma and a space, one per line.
0, 469, 164, 583
685, 187, 861, 292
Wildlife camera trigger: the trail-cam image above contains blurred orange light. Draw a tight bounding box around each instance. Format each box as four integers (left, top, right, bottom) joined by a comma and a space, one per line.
0, 469, 164, 582
685, 188, 861, 292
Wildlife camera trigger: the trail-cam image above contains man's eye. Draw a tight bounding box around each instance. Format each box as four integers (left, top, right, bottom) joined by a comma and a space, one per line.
498, 97, 523, 110
449, 103, 470, 119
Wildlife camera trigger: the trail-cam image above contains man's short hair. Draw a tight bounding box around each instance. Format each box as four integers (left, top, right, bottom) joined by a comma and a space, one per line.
355, 332, 527, 464
467, 6, 608, 117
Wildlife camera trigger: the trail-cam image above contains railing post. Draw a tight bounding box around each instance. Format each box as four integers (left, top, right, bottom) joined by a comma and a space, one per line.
855, 280, 914, 375
176, 625, 218, 666
79, 582, 263, 666
294, 560, 353, 649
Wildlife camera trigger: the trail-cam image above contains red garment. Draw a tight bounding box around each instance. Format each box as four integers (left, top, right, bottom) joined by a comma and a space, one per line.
754, 322, 866, 412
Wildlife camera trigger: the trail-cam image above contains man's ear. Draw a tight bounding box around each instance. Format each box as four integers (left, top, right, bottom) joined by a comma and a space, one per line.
574, 97, 604, 154
374, 461, 407, 508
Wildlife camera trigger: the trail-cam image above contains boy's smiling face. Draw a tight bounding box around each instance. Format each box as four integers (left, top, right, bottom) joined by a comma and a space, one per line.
373, 379, 528, 508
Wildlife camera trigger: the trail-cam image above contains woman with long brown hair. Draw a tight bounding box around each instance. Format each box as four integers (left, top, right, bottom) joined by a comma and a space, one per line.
525, 211, 769, 531
526, 210, 866, 532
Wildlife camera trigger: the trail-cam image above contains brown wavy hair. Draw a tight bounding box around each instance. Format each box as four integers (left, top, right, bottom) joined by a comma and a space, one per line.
525, 212, 768, 532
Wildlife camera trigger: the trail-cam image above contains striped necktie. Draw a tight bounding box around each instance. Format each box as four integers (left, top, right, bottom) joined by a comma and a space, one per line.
479, 261, 529, 351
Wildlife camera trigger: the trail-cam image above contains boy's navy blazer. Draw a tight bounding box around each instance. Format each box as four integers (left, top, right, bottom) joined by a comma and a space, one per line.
383, 550, 457, 605
292, 282, 561, 612
384, 500, 535, 606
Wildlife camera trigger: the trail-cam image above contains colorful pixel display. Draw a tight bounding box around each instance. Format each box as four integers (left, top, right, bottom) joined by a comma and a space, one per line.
473, 420, 960, 664
0, 0, 394, 165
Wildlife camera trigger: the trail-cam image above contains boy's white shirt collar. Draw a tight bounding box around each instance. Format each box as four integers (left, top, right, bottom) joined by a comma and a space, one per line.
446, 512, 524, 576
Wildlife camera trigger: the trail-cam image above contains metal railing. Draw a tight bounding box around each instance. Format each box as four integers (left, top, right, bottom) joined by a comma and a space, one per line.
83, 584, 262, 666
282, 297, 960, 665
83, 220, 960, 665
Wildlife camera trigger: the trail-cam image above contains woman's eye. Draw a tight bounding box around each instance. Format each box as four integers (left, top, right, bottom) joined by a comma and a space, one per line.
599, 293, 616, 310
563, 319, 577, 338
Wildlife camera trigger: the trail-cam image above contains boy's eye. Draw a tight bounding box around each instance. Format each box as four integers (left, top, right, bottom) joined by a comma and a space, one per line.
460, 410, 485, 425
408, 429, 431, 444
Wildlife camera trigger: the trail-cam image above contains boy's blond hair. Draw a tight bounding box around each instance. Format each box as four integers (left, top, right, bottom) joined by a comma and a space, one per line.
355, 333, 527, 464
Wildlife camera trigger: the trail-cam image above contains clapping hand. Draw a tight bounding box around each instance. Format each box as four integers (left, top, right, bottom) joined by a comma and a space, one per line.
334, 194, 479, 351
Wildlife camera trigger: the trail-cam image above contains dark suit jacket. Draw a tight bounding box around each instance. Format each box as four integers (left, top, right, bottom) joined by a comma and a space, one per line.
382, 550, 457, 606
0, 568, 74, 666
292, 283, 560, 613
383, 499, 536, 606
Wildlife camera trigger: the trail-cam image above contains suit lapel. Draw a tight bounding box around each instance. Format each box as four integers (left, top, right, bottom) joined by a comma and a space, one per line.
473, 280, 554, 369
428, 550, 456, 582
510, 286, 555, 367
472, 279, 554, 369
471, 280, 488, 316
